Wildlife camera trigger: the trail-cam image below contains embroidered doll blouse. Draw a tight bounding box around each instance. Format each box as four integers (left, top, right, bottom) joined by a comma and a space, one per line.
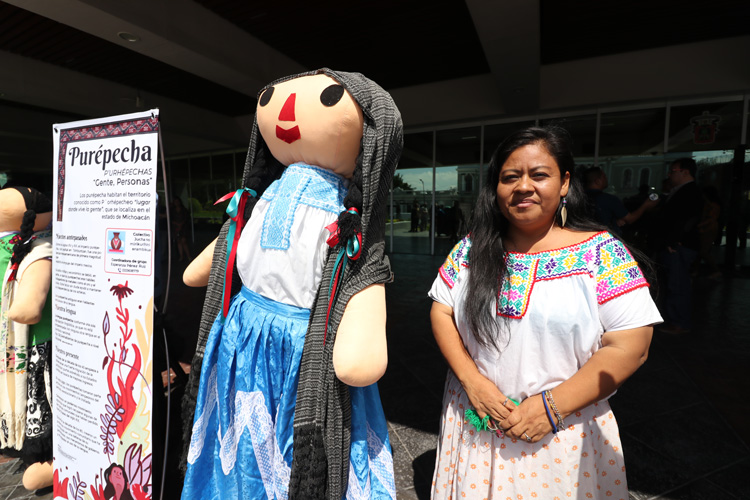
429, 231, 662, 402
237, 163, 348, 309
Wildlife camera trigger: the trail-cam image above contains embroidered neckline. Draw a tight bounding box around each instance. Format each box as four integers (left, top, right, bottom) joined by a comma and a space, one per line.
504, 231, 607, 257
500, 232, 646, 317
439, 232, 648, 319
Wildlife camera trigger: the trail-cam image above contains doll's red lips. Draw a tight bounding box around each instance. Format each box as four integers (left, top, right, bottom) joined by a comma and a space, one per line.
276, 125, 301, 144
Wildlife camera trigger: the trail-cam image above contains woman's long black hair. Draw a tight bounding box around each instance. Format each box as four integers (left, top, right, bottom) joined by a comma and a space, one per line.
464, 125, 650, 348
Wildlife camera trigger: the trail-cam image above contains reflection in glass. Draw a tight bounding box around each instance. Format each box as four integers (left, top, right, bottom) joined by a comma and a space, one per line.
540, 114, 597, 159
668, 101, 743, 153
433, 127, 480, 256
391, 132, 433, 254
597, 108, 667, 209
483, 121, 536, 164
188, 157, 226, 228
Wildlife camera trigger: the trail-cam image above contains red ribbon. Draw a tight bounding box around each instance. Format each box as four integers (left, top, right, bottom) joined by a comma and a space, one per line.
325, 221, 341, 247
6, 262, 19, 283
322, 208, 363, 343
214, 191, 237, 205
222, 191, 250, 318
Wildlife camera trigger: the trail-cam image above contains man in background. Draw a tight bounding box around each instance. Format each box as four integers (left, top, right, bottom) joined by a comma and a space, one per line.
584, 167, 656, 236
651, 158, 704, 334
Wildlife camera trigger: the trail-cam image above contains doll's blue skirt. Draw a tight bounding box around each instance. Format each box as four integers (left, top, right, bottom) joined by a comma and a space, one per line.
181, 287, 396, 500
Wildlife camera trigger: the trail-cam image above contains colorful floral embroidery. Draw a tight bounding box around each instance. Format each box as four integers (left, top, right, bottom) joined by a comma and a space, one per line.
498, 259, 538, 318
439, 233, 648, 318
439, 237, 471, 288
594, 235, 648, 304
500, 232, 647, 317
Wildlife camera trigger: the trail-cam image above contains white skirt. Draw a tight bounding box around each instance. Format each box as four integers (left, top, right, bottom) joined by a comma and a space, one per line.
432, 372, 628, 500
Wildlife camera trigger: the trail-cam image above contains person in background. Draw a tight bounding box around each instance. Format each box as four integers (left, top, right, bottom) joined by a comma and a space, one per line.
449, 200, 465, 243
651, 157, 704, 334
410, 201, 419, 232
420, 204, 429, 232
429, 126, 661, 499
696, 185, 722, 280
170, 198, 191, 262
583, 166, 657, 236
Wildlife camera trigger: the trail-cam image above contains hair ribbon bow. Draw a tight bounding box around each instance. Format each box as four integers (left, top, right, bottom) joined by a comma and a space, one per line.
214, 187, 257, 318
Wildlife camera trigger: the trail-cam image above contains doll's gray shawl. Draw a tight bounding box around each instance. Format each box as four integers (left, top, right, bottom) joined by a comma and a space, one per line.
180, 68, 403, 500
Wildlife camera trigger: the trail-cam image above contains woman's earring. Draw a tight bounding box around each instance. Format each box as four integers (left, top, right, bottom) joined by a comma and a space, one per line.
561, 197, 568, 228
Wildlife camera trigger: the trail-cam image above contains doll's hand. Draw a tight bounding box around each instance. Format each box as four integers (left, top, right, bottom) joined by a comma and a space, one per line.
333, 284, 388, 386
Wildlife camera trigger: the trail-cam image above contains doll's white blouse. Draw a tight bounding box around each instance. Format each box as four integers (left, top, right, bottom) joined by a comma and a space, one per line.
429, 232, 663, 402
236, 163, 348, 309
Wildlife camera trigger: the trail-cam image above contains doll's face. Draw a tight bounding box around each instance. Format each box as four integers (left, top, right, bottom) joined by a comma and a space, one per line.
256, 74, 364, 178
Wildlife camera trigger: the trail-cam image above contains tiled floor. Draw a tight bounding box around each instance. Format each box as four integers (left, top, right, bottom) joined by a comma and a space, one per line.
0, 459, 51, 500
2, 241, 748, 499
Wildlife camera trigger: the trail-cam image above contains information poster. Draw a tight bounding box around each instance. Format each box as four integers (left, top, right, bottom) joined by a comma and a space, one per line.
52, 110, 159, 500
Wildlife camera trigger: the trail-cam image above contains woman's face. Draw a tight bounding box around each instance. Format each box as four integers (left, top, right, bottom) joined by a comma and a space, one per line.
496, 143, 570, 233
109, 467, 125, 490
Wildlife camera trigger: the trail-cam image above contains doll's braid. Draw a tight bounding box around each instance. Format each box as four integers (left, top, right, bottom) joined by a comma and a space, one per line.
9, 210, 38, 273
242, 141, 285, 221
335, 157, 364, 245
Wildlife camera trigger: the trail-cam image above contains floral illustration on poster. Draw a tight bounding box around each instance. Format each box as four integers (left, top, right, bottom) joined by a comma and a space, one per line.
53, 281, 153, 500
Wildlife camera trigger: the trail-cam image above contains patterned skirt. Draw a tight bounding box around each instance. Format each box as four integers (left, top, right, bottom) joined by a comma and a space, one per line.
1, 340, 53, 464
182, 287, 396, 500
432, 372, 628, 500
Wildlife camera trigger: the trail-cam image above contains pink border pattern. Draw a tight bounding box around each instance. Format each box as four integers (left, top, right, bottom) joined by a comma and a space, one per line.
56, 117, 159, 221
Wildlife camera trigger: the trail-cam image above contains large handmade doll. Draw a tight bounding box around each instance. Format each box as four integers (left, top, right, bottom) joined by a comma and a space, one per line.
181, 69, 403, 499
0, 187, 54, 490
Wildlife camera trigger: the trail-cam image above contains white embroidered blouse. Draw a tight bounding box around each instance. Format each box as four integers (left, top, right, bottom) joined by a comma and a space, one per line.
429, 231, 663, 402
237, 163, 348, 309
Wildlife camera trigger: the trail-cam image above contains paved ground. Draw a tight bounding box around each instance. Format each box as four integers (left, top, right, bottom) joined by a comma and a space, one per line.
2, 234, 748, 499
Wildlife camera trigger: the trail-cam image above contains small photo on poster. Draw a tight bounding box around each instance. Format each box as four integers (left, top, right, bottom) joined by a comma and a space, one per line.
104, 228, 153, 276
107, 229, 126, 253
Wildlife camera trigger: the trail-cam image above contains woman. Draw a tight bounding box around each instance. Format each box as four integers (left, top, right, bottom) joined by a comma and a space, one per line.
429, 126, 662, 499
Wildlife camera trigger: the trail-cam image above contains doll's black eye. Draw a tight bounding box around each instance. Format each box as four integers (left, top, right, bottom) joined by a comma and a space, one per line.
320, 84, 345, 107
259, 86, 275, 107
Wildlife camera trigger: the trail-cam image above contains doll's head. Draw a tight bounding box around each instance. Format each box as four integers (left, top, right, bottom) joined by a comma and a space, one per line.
0, 187, 52, 279
241, 69, 402, 267
256, 73, 364, 178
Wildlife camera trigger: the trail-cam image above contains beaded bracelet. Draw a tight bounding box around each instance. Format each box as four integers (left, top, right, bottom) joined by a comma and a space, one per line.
544, 390, 565, 429
541, 392, 558, 434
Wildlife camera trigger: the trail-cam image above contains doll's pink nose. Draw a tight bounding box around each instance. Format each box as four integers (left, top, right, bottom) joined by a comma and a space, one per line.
279, 93, 296, 121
